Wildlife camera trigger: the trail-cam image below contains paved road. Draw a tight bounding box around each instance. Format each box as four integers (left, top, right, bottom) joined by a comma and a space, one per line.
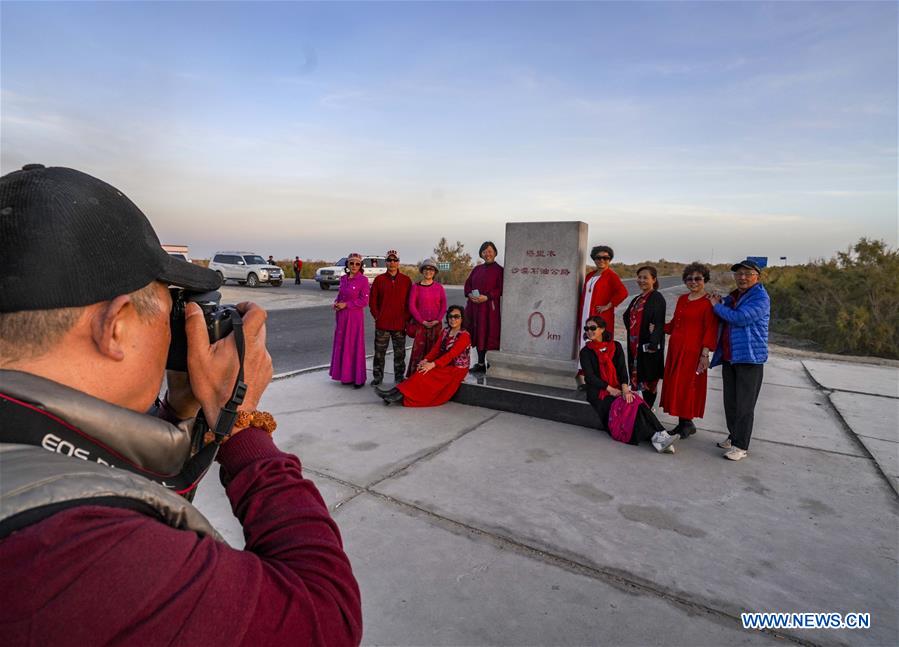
246, 276, 682, 375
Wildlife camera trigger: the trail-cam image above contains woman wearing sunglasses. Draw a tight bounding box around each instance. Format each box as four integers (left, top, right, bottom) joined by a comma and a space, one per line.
379, 305, 471, 407
406, 258, 447, 378
579, 316, 678, 453
660, 263, 718, 438
329, 252, 370, 388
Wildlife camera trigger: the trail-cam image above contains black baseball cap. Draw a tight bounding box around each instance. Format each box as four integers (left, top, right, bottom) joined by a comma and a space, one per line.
0, 164, 221, 312
730, 259, 762, 274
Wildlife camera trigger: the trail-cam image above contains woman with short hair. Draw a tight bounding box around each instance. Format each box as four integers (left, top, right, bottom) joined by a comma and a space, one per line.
379, 305, 471, 407
579, 316, 678, 453
578, 245, 629, 346
406, 258, 447, 378
622, 265, 666, 409
660, 262, 718, 438
464, 241, 503, 372
329, 252, 370, 388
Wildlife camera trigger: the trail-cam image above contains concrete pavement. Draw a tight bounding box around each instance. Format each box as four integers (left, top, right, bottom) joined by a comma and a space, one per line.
193, 346, 899, 646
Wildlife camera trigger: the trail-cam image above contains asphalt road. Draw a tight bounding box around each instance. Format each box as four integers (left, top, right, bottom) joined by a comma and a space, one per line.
266, 286, 466, 375
264, 277, 682, 375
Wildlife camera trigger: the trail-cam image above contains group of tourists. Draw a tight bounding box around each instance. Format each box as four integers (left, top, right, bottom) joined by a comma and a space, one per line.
577, 245, 770, 461
328, 242, 503, 408
328, 239, 770, 462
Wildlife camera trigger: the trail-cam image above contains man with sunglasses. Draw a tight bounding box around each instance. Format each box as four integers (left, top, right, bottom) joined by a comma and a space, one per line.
369, 250, 412, 386
709, 259, 770, 461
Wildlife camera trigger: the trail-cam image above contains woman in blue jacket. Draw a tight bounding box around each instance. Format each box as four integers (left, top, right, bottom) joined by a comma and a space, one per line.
710, 259, 770, 461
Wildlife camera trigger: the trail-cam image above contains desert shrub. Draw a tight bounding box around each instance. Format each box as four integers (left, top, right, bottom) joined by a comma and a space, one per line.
765, 238, 898, 358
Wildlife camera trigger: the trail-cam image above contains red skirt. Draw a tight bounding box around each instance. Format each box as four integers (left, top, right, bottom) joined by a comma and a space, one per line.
660, 341, 709, 419
406, 325, 441, 377
398, 365, 469, 407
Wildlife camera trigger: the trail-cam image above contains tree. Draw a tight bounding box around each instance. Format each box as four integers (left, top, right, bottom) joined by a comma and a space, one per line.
432, 238, 473, 285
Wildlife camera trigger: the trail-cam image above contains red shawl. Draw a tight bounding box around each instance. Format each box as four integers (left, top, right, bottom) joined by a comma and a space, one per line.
588, 340, 619, 400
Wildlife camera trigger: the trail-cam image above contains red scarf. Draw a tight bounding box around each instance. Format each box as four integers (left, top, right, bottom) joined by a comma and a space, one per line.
588, 340, 619, 399
627, 293, 647, 360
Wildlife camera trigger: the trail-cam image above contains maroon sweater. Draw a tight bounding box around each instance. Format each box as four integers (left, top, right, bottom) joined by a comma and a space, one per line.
369, 271, 412, 331
0, 429, 362, 646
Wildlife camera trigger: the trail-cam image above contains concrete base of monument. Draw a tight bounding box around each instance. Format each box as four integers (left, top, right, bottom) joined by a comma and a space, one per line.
484, 350, 579, 390
454, 374, 599, 430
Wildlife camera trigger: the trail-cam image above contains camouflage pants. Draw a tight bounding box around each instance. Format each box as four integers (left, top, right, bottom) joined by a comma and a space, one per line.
373, 328, 407, 380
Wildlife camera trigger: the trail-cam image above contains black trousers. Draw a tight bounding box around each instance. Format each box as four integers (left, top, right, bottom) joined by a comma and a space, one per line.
721, 361, 764, 450
373, 328, 406, 379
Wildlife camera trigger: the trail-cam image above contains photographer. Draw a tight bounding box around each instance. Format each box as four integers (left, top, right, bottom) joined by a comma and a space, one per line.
0, 165, 362, 646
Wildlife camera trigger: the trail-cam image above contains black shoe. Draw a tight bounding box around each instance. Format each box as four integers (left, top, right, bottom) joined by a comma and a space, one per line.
371, 377, 382, 386
383, 389, 404, 404
470, 363, 486, 373
680, 421, 697, 439
353, 383, 364, 389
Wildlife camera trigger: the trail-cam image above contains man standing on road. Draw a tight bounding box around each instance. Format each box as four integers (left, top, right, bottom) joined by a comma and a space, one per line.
0, 165, 362, 645
709, 259, 770, 461
293, 256, 303, 285
369, 249, 411, 386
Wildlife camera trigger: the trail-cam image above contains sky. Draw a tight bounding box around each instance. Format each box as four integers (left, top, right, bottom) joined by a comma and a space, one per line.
2, 1, 896, 265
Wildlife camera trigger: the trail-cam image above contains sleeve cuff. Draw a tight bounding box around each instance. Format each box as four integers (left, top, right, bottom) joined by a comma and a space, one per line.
216, 427, 283, 474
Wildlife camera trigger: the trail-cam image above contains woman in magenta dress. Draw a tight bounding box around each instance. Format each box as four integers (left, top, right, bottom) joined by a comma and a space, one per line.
660, 263, 718, 438
464, 241, 503, 372
379, 305, 471, 407
406, 258, 447, 378
329, 252, 370, 388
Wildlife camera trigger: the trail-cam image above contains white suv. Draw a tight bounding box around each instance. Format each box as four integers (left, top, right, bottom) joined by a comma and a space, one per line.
315, 255, 387, 290
209, 251, 284, 287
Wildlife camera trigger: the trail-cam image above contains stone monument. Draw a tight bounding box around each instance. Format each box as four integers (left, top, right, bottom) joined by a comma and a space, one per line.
488, 221, 588, 389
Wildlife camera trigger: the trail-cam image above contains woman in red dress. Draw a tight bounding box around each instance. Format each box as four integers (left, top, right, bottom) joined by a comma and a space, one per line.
378, 305, 471, 407
464, 241, 503, 373
660, 263, 719, 439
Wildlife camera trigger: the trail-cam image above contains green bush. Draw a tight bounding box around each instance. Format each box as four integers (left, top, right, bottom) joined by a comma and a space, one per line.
766, 238, 899, 359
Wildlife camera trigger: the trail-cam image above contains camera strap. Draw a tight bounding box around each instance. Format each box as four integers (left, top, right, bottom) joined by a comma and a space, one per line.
211, 309, 248, 442
175, 309, 248, 497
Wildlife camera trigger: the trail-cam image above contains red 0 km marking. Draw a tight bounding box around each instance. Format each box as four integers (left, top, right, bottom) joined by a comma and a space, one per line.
528, 312, 546, 337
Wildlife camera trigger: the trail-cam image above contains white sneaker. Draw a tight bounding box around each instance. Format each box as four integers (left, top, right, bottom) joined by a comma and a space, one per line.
652, 431, 678, 454
723, 447, 748, 461
716, 438, 732, 449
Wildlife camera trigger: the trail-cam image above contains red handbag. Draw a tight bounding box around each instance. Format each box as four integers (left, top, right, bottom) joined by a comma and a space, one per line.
405, 318, 420, 338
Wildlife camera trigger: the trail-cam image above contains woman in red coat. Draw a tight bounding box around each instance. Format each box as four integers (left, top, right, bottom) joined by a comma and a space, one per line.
378, 305, 471, 407
660, 263, 718, 439
578, 245, 629, 348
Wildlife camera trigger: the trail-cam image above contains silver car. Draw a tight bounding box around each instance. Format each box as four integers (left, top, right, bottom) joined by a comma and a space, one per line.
209, 251, 284, 287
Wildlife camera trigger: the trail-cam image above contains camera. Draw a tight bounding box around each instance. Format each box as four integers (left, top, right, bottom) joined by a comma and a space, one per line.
166, 289, 240, 371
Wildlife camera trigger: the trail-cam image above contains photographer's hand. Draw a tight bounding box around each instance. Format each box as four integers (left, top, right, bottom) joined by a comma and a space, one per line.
164, 370, 201, 419
185, 302, 273, 424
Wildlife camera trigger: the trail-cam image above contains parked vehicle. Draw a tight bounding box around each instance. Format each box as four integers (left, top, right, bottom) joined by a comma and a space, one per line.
315, 255, 387, 290
209, 251, 284, 287
162, 244, 192, 264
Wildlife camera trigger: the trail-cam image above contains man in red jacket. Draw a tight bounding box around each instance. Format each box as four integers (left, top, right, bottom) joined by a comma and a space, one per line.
0, 165, 362, 646
294, 256, 303, 284
369, 250, 412, 386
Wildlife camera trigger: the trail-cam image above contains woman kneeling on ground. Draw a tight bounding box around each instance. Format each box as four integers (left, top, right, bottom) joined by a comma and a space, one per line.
378, 305, 471, 407
579, 316, 678, 454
